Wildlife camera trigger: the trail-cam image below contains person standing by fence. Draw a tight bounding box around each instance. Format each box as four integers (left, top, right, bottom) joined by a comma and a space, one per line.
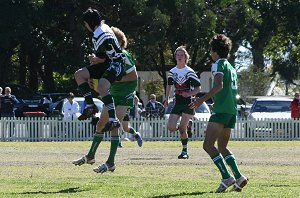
1, 87, 18, 138
0, 87, 3, 119
290, 92, 300, 137
164, 46, 201, 159
189, 34, 247, 193
145, 94, 165, 137
290, 92, 300, 119
62, 92, 80, 120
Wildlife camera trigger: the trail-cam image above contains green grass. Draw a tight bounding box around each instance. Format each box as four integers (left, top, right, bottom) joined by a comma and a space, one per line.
0, 141, 300, 197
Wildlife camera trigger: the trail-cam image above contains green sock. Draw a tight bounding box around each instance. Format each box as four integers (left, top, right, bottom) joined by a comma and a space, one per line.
78, 82, 94, 104
87, 133, 103, 157
224, 154, 242, 179
181, 138, 188, 153
212, 153, 231, 179
128, 127, 136, 135
106, 136, 120, 165
102, 94, 116, 119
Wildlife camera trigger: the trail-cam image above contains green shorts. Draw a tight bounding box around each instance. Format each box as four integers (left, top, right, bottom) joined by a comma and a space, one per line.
170, 103, 195, 115
110, 80, 137, 108
209, 113, 236, 128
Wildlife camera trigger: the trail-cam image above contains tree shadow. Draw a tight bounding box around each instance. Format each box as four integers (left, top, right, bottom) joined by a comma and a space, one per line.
151, 190, 214, 198
13, 187, 84, 195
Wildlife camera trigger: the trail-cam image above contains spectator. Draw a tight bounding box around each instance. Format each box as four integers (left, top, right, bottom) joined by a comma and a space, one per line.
1, 87, 18, 138
0, 87, 3, 118
130, 95, 143, 119
290, 92, 300, 119
62, 92, 80, 120
1, 87, 18, 117
145, 94, 165, 118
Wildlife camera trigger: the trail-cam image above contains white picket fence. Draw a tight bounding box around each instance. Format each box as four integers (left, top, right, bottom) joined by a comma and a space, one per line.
0, 117, 299, 142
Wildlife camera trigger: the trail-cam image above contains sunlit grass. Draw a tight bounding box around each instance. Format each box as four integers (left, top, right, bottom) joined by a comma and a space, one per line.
0, 141, 300, 197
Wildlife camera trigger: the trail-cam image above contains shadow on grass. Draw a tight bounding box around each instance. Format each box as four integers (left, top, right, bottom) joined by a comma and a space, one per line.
152, 191, 214, 198
13, 187, 84, 195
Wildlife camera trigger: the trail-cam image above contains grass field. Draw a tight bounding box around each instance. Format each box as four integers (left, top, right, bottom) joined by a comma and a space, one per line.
0, 140, 300, 198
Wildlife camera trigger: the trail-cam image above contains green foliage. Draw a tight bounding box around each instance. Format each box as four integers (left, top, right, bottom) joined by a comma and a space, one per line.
53, 72, 77, 93
238, 65, 270, 97
143, 80, 164, 98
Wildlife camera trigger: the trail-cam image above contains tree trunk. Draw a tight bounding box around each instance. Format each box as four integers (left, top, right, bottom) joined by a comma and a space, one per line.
27, 49, 40, 92
251, 42, 265, 71
157, 43, 167, 92
19, 43, 27, 85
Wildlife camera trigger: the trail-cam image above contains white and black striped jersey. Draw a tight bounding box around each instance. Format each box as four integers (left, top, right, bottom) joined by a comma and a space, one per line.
92, 23, 124, 62
167, 65, 201, 104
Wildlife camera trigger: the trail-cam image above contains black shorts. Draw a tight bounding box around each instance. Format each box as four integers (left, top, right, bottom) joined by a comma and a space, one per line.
86, 61, 110, 79
86, 60, 125, 83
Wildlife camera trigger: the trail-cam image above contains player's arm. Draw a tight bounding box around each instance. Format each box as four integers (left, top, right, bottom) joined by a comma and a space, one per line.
89, 53, 106, 65
164, 85, 172, 107
189, 73, 223, 109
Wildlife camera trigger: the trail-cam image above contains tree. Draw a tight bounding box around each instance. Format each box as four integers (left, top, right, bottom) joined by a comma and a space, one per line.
238, 65, 270, 98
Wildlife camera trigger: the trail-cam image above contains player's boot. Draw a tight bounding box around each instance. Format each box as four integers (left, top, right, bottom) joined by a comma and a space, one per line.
134, 132, 143, 147
101, 120, 121, 132
118, 142, 123, 148
216, 175, 236, 193
72, 155, 95, 166
93, 162, 116, 174
231, 175, 248, 192
78, 105, 98, 120
178, 151, 189, 159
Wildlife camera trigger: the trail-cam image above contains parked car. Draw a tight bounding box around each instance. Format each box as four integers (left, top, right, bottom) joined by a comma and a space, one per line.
50, 97, 104, 118
164, 100, 211, 120
0, 84, 51, 117
246, 97, 292, 137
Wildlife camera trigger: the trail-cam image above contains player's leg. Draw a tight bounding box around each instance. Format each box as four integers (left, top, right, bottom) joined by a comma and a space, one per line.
217, 115, 248, 192
74, 67, 94, 105
93, 105, 128, 173
122, 116, 143, 147
72, 107, 108, 166
76, 63, 108, 120
187, 119, 193, 138
98, 62, 125, 130
177, 113, 193, 159
203, 120, 235, 193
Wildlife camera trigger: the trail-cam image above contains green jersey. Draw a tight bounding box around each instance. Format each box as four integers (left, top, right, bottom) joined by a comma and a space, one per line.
122, 49, 136, 74
211, 59, 238, 115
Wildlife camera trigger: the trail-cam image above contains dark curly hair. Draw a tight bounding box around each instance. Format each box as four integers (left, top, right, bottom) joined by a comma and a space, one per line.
210, 34, 232, 58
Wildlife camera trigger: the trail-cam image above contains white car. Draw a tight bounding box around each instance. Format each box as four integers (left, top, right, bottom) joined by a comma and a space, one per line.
248, 97, 292, 119
52, 97, 104, 119
73, 97, 104, 118
165, 100, 211, 120
246, 97, 292, 137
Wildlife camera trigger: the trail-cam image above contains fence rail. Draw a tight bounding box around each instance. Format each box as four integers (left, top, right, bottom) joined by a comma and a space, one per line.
0, 117, 299, 142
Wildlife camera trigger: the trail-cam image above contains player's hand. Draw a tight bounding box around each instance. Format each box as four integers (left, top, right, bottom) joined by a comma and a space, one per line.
89, 53, 103, 65
163, 99, 169, 108
189, 97, 203, 109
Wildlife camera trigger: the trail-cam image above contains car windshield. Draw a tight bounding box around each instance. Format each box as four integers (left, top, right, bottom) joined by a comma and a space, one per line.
252, 101, 291, 113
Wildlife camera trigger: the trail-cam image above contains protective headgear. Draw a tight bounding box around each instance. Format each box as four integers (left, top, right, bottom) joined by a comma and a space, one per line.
83, 8, 103, 31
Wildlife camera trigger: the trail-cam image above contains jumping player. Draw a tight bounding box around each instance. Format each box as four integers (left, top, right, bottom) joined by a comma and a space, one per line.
74, 8, 124, 131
